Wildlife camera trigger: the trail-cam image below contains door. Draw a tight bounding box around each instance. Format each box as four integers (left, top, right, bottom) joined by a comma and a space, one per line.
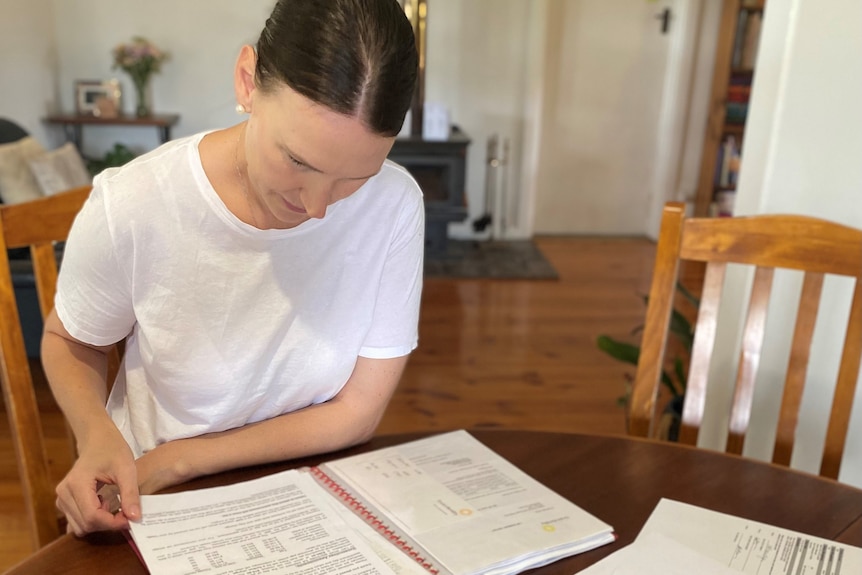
532, 0, 688, 235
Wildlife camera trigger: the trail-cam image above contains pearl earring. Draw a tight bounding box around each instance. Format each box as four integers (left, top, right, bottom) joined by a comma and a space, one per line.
235, 104, 247, 114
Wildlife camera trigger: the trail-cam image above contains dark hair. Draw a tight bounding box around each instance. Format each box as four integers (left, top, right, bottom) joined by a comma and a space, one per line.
255, 0, 418, 136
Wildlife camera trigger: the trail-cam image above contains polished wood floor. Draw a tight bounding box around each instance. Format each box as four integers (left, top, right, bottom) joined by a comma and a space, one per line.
0, 236, 658, 571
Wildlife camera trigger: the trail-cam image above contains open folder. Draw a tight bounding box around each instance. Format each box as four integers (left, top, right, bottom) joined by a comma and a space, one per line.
127, 430, 616, 575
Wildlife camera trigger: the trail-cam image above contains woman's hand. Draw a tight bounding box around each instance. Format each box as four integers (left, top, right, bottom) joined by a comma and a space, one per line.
55, 430, 141, 536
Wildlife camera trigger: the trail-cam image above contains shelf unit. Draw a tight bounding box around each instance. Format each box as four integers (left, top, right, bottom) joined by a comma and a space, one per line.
44, 113, 180, 152
694, 0, 765, 217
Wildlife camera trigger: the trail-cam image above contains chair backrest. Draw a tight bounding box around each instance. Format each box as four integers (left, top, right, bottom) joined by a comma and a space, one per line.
0, 186, 92, 549
629, 202, 862, 480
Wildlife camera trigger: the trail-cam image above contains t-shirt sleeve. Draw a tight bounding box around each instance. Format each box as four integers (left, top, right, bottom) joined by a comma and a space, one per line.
54, 181, 135, 346
358, 179, 424, 359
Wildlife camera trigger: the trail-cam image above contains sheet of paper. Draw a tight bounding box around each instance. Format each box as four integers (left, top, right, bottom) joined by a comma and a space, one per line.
128, 469, 408, 575
320, 430, 615, 575
578, 531, 740, 575
638, 498, 862, 575
325, 491, 430, 575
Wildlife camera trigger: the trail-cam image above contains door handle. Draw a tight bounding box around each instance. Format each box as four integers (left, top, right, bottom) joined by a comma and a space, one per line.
656, 7, 671, 34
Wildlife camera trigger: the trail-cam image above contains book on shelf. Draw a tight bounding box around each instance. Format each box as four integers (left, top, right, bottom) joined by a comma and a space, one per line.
740, 12, 762, 69
726, 74, 752, 123
726, 85, 751, 103
731, 8, 763, 70
731, 9, 749, 69
578, 498, 861, 574
712, 135, 740, 217
715, 190, 737, 218
725, 102, 748, 124
714, 136, 741, 189
126, 430, 616, 575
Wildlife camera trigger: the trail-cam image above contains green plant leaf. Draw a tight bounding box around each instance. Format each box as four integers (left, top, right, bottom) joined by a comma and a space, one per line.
597, 282, 700, 408
673, 357, 686, 395
596, 336, 639, 366
87, 143, 137, 176
676, 281, 701, 308
670, 309, 694, 351
661, 369, 685, 397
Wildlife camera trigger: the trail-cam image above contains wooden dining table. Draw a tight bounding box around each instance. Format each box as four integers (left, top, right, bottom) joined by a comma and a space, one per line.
6, 429, 862, 574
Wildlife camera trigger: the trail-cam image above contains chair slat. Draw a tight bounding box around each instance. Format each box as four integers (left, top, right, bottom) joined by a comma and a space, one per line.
31, 242, 60, 320
772, 272, 824, 466
820, 279, 862, 479
679, 261, 726, 446
726, 266, 774, 455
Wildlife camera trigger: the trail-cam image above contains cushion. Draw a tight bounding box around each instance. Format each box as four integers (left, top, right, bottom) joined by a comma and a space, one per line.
0, 136, 47, 204
28, 142, 92, 196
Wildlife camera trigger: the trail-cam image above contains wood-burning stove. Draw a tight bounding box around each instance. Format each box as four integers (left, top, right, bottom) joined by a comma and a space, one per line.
388, 128, 470, 255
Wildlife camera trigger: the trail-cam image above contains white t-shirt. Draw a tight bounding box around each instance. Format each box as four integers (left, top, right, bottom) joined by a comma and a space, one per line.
55, 132, 424, 456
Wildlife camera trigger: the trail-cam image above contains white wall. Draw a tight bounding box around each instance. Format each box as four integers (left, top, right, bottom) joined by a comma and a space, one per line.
700, 0, 862, 487
664, 0, 722, 223
49, 0, 271, 157
2, 0, 538, 239
2, 0, 714, 242
425, 0, 533, 239
431, 0, 716, 240
2, 0, 272, 155
0, 0, 59, 146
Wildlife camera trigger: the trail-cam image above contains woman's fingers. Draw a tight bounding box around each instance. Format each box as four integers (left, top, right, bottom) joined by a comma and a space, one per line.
116, 462, 142, 522
54, 443, 140, 535
57, 479, 121, 535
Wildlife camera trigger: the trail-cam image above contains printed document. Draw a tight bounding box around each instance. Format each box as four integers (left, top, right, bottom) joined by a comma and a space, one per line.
128, 469, 424, 575
580, 498, 861, 574
318, 430, 615, 575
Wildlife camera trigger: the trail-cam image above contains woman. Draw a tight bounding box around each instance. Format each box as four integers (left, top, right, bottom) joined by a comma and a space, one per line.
42, 0, 422, 536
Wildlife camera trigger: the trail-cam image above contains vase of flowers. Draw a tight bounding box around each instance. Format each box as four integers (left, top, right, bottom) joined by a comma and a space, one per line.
112, 36, 168, 117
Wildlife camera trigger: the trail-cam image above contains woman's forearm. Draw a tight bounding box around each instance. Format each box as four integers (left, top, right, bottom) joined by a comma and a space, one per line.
41, 309, 117, 447
43, 309, 145, 533
139, 354, 409, 492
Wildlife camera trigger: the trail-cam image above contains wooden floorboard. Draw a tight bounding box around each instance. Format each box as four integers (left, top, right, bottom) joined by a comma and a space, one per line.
0, 236, 657, 570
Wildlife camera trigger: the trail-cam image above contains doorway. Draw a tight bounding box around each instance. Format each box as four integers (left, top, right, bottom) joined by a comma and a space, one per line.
529, 0, 702, 236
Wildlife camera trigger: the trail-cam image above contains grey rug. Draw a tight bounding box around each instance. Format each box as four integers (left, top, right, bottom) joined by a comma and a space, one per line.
424, 240, 559, 280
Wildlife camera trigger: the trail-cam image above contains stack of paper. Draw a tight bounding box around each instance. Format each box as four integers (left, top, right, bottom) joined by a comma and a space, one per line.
580, 498, 861, 574
315, 430, 616, 575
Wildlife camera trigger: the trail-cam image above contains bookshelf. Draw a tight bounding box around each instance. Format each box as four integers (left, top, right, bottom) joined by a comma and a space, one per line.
694, 0, 765, 217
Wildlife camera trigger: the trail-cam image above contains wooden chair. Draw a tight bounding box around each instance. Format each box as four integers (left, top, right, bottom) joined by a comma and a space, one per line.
0, 186, 93, 550
629, 202, 862, 480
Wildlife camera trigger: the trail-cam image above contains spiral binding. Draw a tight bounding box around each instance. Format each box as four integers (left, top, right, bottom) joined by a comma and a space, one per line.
309, 466, 440, 574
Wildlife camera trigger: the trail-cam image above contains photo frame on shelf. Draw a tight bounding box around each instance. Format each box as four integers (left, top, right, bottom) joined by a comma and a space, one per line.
75, 79, 121, 118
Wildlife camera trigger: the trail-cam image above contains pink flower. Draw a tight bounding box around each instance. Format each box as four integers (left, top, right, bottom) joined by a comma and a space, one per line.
111, 36, 169, 86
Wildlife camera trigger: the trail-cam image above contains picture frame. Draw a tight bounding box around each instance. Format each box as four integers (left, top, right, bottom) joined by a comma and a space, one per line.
75, 79, 122, 118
